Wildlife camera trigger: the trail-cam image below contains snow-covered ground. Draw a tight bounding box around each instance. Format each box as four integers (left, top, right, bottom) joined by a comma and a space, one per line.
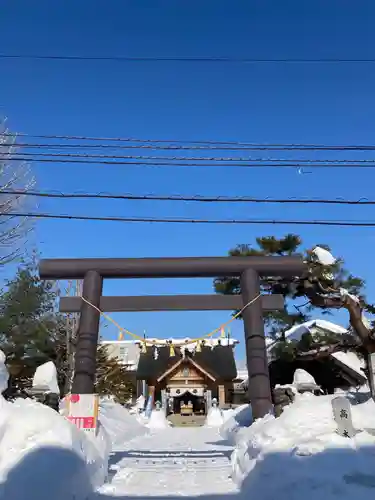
231, 392, 375, 500
3, 347, 375, 500
0, 353, 111, 500
3, 390, 375, 500
99, 426, 238, 498
99, 398, 149, 446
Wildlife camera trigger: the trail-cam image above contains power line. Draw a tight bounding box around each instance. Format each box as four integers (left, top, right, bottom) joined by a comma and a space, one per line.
5, 132, 322, 146
2, 54, 375, 63
4, 212, 375, 227
4, 189, 375, 205
3, 133, 375, 151
3, 156, 375, 169
2, 157, 375, 169
5, 151, 375, 164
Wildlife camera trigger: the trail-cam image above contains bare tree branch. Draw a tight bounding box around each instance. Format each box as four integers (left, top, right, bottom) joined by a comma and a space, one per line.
0, 118, 35, 265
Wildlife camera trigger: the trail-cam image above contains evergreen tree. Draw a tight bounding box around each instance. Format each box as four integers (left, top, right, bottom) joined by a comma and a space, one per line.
0, 260, 67, 395
214, 234, 370, 357
0, 261, 136, 401
95, 344, 135, 404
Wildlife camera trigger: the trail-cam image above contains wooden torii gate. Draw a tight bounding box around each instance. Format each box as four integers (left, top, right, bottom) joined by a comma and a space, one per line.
39, 255, 306, 420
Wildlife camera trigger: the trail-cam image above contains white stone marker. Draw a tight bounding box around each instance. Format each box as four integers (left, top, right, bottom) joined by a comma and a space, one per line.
332, 396, 356, 438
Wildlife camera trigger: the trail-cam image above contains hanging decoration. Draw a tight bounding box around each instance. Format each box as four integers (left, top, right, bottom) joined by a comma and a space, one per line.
152, 339, 159, 360
167, 340, 175, 357
79, 293, 260, 360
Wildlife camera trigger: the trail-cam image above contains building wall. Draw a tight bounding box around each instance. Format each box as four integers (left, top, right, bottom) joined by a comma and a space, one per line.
100, 340, 141, 371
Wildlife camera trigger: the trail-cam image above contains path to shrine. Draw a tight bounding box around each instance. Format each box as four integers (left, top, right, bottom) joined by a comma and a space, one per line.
98, 426, 239, 497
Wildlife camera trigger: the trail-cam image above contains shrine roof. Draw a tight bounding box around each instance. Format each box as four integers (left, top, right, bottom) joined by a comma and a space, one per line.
136, 345, 237, 382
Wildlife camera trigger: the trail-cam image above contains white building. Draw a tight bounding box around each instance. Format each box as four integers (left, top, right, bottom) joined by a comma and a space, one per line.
99, 339, 141, 371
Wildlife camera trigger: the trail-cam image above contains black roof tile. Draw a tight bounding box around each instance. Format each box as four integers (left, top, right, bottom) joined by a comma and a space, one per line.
136, 344, 237, 381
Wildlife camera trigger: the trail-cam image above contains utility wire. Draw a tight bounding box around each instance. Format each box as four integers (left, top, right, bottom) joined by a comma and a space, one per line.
4, 151, 375, 164
3, 212, 375, 227
2, 157, 375, 168
1, 54, 375, 63
3, 189, 375, 205
3, 132, 375, 151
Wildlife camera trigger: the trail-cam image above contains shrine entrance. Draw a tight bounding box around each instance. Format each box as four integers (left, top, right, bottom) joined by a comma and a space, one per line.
172, 391, 204, 415
39, 255, 307, 420
158, 354, 211, 416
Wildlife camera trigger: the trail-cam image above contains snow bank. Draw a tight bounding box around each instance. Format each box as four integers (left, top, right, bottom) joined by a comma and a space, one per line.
61, 396, 148, 447
0, 352, 110, 500
232, 393, 375, 500
99, 398, 148, 447
0, 351, 8, 393
32, 361, 59, 393
134, 395, 145, 412
0, 396, 110, 500
147, 410, 171, 429
205, 407, 224, 427
219, 404, 253, 443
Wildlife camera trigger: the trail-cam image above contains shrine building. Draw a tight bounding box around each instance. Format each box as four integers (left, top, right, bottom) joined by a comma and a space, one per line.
136, 340, 238, 415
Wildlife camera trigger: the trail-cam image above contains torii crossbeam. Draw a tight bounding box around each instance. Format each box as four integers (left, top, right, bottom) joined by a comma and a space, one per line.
39, 255, 307, 419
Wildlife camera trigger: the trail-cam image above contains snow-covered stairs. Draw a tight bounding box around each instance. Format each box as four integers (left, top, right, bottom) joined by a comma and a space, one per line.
99, 427, 239, 497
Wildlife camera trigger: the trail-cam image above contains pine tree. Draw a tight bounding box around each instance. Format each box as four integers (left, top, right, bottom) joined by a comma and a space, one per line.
95, 344, 135, 404
0, 261, 135, 401
0, 260, 67, 396
214, 234, 370, 359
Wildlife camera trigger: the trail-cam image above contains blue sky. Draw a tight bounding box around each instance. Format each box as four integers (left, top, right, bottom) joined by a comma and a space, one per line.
1, 1, 375, 362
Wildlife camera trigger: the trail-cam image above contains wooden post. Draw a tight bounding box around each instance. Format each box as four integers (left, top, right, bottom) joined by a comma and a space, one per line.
148, 385, 155, 406
218, 384, 225, 407
71, 271, 103, 394
366, 353, 375, 401
241, 268, 273, 420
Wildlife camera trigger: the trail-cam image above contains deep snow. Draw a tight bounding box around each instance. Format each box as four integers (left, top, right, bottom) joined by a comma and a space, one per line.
99, 398, 149, 447
231, 392, 375, 500
2, 346, 375, 500
0, 353, 147, 500
146, 410, 171, 429
205, 406, 225, 427
32, 361, 60, 393
0, 390, 110, 500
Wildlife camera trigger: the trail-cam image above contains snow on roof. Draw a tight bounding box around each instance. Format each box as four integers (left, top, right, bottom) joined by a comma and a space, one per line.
236, 369, 248, 380
101, 338, 239, 348
138, 337, 239, 349
331, 351, 365, 379
284, 319, 348, 342
100, 340, 139, 345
